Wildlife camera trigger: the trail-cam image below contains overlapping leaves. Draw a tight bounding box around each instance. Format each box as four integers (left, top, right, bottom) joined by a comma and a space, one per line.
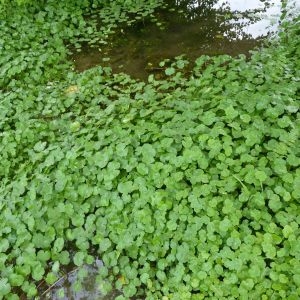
0, 2, 300, 300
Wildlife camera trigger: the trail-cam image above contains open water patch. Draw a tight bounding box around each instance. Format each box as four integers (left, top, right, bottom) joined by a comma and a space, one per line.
71, 0, 300, 79
39, 259, 120, 300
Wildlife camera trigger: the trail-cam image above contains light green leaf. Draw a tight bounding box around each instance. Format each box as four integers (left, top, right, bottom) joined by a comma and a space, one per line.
9, 274, 24, 287
73, 252, 85, 266
53, 238, 64, 253
55, 170, 67, 192
0, 238, 9, 252
32, 263, 45, 281
254, 170, 267, 182
33, 141, 47, 152
165, 67, 175, 76
0, 278, 11, 296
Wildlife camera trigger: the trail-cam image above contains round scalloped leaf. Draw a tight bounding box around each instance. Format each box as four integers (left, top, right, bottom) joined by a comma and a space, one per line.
165, 67, 175, 76
73, 251, 85, 267
9, 273, 24, 287
32, 263, 45, 281
0, 238, 9, 253
0, 279, 11, 296
53, 238, 64, 254
45, 272, 58, 285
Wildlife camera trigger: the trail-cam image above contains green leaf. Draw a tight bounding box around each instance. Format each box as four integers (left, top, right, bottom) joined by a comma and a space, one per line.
37, 250, 51, 262
94, 151, 110, 168
59, 251, 70, 265
268, 195, 282, 212
141, 144, 156, 164
176, 59, 187, 69
54, 170, 67, 192
73, 251, 85, 266
99, 238, 112, 252
53, 238, 64, 253
176, 243, 189, 263
45, 272, 58, 285
32, 263, 45, 281
33, 141, 47, 152
226, 237, 241, 250
0, 238, 9, 252
240, 114, 251, 123
57, 288, 65, 299
293, 274, 300, 287
52, 261, 60, 273
9, 274, 24, 287
262, 242, 276, 259
254, 170, 267, 182
140, 272, 149, 284
282, 225, 293, 238
0, 278, 11, 296
225, 106, 239, 119
197, 271, 207, 280
273, 158, 287, 175
116, 143, 128, 157
136, 163, 148, 175
165, 67, 175, 76
117, 181, 134, 194
241, 278, 254, 290
78, 184, 93, 199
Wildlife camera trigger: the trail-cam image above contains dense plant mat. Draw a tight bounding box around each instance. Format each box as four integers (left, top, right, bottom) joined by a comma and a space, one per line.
0, 1, 300, 299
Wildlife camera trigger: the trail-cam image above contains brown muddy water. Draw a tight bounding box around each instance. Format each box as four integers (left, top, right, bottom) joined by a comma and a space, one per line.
43, 0, 300, 299
71, 0, 300, 80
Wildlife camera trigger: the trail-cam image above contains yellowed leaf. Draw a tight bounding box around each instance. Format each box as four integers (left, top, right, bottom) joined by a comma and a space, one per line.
65, 85, 79, 95
118, 275, 126, 284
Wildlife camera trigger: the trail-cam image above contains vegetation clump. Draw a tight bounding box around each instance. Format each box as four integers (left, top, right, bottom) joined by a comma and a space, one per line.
0, 1, 299, 299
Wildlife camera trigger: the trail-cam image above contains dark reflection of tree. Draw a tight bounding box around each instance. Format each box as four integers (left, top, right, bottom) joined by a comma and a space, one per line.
166, 0, 218, 14
162, 0, 270, 40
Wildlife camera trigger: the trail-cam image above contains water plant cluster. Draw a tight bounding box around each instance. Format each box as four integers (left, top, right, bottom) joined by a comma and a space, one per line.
0, 0, 299, 299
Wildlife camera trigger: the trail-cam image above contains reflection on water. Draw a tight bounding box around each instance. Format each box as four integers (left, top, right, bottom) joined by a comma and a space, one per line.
211, 0, 300, 38
42, 259, 120, 300
71, 0, 300, 79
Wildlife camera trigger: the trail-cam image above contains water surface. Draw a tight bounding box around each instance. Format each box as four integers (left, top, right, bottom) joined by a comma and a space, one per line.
72, 0, 300, 79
